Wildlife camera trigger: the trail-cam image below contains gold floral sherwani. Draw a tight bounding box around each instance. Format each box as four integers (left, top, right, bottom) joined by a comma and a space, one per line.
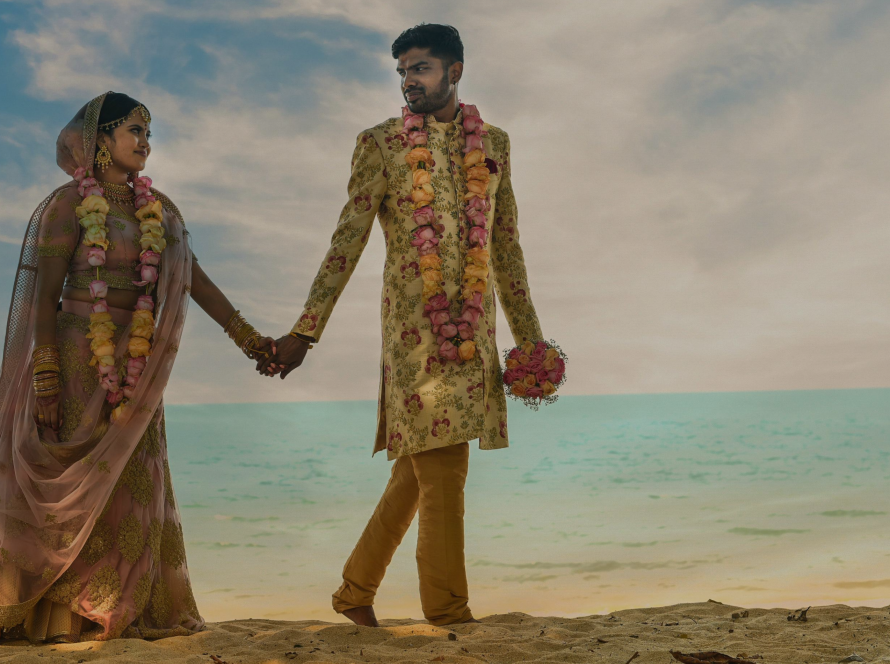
293, 113, 542, 460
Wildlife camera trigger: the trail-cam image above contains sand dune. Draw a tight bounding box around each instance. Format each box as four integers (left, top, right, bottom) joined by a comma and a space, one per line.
2, 601, 889, 663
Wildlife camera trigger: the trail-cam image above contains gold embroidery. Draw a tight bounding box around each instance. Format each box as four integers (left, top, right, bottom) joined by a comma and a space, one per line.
160, 518, 186, 569
138, 420, 161, 457
87, 564, 122, 613
80, 518, 114, 565
44, 568, 82, 606
150, 577, 172, 625
147, 518, 162, 561
67, 269, 140, 291
4, 518, 27, 536
122, 456, 153, 507
59, 337, 99, 396
97, 461, 111, 473
59, 396, 86, 443
133, 571, 152, 616
42, 567, 56, 582
80, 453, 94, 466
100, 482, 119, 519
44, 513, 57, 524
117, 513, 145, 565
57, 311, 90, 335
163, 459, 175, 507
105, 607, 131, 640
47, 208, 58, 222
168, 345, 178, 353
62, 217, 75, 235
182, 578, 200, 618
37, 244, 73, 260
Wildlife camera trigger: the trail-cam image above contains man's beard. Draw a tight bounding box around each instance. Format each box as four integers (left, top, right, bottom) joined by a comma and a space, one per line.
405, 72, 451, 114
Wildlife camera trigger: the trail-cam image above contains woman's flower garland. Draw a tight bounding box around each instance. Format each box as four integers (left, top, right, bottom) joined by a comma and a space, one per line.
402, 103, 491, 364
502, 340, 567, 410
73, 167, 167, 422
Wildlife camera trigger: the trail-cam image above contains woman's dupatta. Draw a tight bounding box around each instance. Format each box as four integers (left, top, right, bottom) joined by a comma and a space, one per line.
0, 92, 192, 628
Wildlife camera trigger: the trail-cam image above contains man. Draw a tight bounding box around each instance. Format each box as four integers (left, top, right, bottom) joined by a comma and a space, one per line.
259, 23, 543, 627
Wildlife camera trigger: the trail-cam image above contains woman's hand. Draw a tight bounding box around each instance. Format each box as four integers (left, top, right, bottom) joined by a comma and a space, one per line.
246, 336, 277, 362
34, 395, 62, 432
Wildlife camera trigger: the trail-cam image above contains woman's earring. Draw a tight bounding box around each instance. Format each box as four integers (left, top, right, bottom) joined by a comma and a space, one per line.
95, 145, 113, 172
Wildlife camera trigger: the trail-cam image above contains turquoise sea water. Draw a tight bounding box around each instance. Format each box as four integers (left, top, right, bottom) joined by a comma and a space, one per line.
165, 389, 890, 621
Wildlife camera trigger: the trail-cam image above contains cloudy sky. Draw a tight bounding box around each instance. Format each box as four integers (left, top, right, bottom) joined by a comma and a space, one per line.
1, 0, 887, 404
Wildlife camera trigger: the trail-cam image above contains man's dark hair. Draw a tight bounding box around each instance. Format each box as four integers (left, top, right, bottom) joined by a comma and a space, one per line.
391, 23, 464, 66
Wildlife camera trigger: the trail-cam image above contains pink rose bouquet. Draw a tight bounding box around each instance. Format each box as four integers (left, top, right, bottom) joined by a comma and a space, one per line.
501, 339, 567, 410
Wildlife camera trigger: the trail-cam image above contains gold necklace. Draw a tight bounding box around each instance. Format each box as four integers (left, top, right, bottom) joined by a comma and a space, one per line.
99, 181, 135, 207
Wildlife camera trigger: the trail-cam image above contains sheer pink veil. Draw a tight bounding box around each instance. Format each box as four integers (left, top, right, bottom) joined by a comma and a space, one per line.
0, 92, 193, 627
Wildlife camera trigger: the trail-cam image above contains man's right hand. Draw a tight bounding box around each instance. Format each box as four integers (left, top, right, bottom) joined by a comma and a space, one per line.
257, 334, 309, 379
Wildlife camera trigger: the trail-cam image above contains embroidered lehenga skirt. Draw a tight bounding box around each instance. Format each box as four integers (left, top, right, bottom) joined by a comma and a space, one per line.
1, 301, 203, 641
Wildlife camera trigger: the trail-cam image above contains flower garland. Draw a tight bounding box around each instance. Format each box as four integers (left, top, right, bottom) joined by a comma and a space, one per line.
73, 167, 167, 422
402, 103, 491, 364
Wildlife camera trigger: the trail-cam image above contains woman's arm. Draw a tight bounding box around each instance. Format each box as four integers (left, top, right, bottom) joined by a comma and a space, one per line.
190, 259, 236, 328
32, 186, 80, 431
33, 256, 69, 431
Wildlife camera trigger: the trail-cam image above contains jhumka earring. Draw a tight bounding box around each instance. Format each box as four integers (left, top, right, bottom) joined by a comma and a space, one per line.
95, 145, 113, 172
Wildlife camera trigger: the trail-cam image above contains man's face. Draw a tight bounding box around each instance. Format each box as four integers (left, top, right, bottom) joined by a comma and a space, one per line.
396, 47, 455, 114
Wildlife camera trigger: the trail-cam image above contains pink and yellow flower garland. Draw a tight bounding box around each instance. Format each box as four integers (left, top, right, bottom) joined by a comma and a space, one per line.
402, 103, 492, 364
72, 168, 167, 422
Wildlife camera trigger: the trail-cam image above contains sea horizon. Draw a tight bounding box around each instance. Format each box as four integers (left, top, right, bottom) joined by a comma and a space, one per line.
166, 387, 890, 622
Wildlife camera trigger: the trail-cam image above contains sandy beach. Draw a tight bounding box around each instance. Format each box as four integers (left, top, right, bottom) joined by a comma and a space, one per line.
2, 601, 888, 663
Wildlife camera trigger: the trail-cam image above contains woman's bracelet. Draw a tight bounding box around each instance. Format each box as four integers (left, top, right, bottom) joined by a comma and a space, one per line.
32, 344, 60, 376
33, 370, 61, 397
225, 310, 269, 359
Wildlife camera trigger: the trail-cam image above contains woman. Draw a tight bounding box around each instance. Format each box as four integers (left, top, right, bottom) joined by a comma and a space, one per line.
0, 92, 270, 642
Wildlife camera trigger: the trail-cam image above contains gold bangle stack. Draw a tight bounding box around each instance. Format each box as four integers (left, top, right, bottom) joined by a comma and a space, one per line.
224, 310, 267, 359
32, 344, 61, 398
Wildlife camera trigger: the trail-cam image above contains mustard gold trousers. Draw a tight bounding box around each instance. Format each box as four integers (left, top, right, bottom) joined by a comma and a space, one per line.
332, 442, 473, 625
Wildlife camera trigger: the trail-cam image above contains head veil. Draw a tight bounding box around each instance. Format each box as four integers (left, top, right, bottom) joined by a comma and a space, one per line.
0, 93, 192, 627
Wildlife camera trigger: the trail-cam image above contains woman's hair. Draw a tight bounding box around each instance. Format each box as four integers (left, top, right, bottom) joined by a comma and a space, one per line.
96, 92, 149, 139
391, 23, 464, 67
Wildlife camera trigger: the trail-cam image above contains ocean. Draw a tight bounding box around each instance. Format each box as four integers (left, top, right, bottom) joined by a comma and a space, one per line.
165, 388, 890, 622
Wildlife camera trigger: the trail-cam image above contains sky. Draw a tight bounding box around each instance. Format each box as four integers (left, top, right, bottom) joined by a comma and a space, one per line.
0, 0, 888, 405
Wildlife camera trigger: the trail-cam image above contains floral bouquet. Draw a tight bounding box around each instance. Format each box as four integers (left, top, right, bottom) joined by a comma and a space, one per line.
501, 340, 567, 410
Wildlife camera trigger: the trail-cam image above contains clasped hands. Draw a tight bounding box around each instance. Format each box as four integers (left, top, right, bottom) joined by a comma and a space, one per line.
252, 334, 310, 379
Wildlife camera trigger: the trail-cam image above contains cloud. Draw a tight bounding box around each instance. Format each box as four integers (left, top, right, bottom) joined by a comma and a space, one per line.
2, 0, 888, 404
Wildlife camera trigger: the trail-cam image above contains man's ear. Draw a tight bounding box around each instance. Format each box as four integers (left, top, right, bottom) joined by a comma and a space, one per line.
450, 61, 464, 85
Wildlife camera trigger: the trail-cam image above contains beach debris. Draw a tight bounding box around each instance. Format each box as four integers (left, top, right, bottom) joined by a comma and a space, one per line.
838, 656, 865, 663
447, 632, 457, 641
731, 611, 749, 620
787, 606, 810, 622
209, 656, 228, 664
735, 656, 762, 661
664, 621, 680, 626
670, 652, 758, 664
624, 652, 640, 664
431, 657, 446, 662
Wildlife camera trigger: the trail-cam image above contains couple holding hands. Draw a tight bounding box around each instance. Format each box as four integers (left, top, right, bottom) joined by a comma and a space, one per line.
0, 23, 555, 642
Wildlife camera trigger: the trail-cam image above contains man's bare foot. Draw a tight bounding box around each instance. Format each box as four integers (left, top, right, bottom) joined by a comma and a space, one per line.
342, 606, 379, 627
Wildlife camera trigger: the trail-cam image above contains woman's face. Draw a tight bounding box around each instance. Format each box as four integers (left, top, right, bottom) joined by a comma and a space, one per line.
99, 114, 151, 174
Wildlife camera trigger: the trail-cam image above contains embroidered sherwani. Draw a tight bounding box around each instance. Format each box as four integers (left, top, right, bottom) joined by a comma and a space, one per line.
293, 113, 542, 460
